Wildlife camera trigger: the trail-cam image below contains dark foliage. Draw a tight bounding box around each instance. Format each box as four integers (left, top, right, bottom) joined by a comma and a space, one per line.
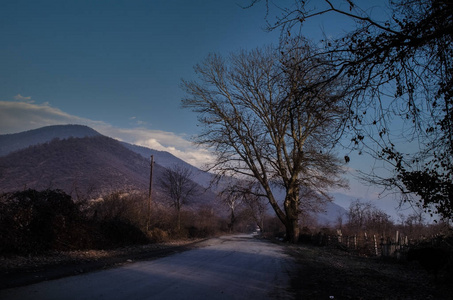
0, 189, 84, 254
99, 219, 149, 248
399, 169, 453, 220
0, 189, 150, 255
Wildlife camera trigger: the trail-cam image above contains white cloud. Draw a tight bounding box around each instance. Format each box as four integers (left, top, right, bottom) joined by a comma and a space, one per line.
14, 94, 33, 102
0, 101, 106, 133
0, 100, 214, 168
99, 126, 215, 168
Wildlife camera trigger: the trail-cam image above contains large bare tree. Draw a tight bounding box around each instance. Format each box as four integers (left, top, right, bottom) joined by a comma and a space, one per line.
182, 45, 346, 242
249, 0, 453, 220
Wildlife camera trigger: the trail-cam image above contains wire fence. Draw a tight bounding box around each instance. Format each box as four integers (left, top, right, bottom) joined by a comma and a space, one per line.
301, 229, 450, 258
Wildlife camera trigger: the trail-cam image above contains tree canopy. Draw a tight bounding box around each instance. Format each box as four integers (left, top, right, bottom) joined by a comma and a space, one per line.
182, 45, 346, 242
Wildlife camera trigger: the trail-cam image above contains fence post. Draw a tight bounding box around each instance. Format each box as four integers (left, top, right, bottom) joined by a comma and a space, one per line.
337, 229, 342, 243
380, 237, 385, 256
373, 235, 378, 256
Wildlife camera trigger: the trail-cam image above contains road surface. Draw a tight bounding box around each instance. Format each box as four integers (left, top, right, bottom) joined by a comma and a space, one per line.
0, 234, 295, 299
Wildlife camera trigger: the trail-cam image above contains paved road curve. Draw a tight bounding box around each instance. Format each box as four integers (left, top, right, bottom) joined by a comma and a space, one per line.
0, 235, 295, 299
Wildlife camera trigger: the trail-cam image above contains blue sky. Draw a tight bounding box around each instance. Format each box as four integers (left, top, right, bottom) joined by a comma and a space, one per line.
1, 0, 411, 218
1, 0, 283, 134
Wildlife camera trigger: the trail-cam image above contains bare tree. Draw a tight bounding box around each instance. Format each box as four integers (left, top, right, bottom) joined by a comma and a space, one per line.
220, 180, 268, 233
182, 45, 346, 242
249, 0, 453, 220
158, 164, 199, 231
347, 199, 392, 236
219, 186, 243, 233
240, 184, 268, 233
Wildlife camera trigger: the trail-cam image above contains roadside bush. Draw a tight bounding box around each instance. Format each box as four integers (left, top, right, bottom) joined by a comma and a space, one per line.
100, 219, 149, 248
88, 191, 148, 230
147, 203, 175, 232
0, 189, 84, 254
264, 215, 286, 236
184, 207, 223, 238
0, 188, 233, 255
147, 227, 170, 242
0, 189, 151, 255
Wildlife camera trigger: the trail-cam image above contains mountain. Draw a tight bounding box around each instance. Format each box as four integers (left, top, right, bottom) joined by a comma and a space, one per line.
0, 127, 217, 211
315, 201, 348, 226
0, 125, 100, 157
0, 124, 215, 188
0, 135, 159, 197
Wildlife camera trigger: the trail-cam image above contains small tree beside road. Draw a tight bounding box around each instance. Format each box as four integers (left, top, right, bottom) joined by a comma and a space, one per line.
219, 186, 243, 233
158, 164, 199, 231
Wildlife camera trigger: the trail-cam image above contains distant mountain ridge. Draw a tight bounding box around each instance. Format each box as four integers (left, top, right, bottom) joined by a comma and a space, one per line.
0, 125, 217, 211
0, 124, 214, 187
0, 125, 101, 157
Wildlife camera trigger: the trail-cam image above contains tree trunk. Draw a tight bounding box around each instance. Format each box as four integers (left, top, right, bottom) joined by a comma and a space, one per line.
176, 200, 181, 231
177, 208, 181, 231
284, 186, 300, 243
228, 209, 235, 233
285, 217, 300, 243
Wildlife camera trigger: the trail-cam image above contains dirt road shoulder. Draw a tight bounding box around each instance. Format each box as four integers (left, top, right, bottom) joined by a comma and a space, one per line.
0, 239, 205, 290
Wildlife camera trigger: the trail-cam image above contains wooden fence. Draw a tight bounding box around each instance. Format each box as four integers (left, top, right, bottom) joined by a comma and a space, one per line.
306, 229, 412, 257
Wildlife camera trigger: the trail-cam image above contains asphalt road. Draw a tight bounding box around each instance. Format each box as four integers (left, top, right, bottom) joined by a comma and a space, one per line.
0, 234, 295, 300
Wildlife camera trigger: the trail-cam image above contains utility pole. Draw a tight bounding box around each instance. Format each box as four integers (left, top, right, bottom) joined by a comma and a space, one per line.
147, 155, 154, 230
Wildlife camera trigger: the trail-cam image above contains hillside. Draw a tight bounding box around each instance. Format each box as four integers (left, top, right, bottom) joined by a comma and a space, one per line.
0, 136, 158, 197
0, 125, 100, 157
122, 142, 214, 188
315, 201, 348, 226
0, 124, 215, 188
